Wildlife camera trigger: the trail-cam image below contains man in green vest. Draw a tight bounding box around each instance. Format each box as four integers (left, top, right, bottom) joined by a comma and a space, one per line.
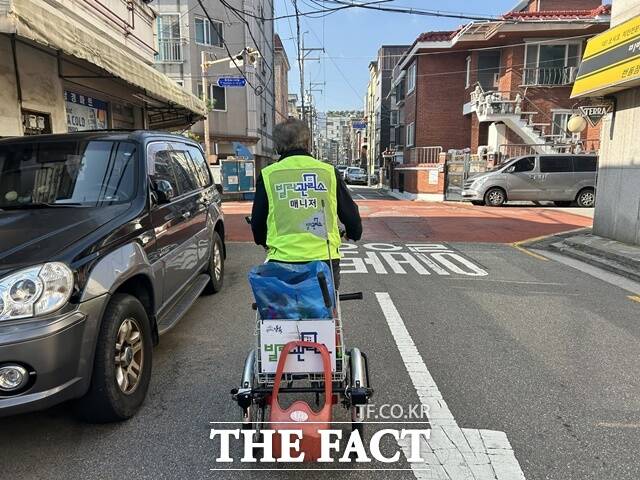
251, 119, 362, 289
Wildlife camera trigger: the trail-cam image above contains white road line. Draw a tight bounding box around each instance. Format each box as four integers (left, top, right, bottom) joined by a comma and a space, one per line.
375, 292, 526, 480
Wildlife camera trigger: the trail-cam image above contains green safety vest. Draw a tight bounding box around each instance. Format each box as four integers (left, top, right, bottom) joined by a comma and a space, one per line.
262, 155, 341, 262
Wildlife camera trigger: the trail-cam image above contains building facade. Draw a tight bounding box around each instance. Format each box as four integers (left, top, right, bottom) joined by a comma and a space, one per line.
152, 0, 275, 167
365, 60, 379, 173
274, 33, 290, 123
573, 0, 640, 245
365, 45, 409, 180
390, 0, 609, 169
0, 0, 204, 137
325, 110, 363, 165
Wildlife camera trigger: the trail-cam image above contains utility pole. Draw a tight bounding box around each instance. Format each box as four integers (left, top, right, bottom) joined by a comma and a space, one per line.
201, 50, 213, 163
308, 82, 324, 157
200, 48, 260, 163
293, 0, 305, 121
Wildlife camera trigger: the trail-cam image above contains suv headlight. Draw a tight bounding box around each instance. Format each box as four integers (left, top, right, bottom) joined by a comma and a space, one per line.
0, 262, 73, 321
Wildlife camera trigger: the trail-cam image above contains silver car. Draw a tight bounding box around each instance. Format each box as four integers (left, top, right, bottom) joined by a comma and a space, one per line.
462, 154, 598, 207
345, 167, 368, 185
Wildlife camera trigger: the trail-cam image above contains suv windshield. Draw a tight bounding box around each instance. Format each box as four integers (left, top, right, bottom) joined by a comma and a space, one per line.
0, 140, 137, 208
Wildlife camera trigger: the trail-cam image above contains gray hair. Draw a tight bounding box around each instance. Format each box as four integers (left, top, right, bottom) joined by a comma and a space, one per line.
273, 119, 310, 154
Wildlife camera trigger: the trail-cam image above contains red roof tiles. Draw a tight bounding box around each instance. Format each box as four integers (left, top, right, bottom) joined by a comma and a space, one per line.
503, 4, 611, 20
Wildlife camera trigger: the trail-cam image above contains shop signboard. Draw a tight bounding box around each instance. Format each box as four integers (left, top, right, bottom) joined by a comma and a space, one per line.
65, 90, 108, 132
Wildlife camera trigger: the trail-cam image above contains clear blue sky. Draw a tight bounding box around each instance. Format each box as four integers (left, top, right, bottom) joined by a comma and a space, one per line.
274, 0, 519, 112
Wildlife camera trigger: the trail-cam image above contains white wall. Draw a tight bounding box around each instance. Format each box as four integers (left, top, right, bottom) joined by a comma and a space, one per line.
592, 0, 640, 244
0, 37, 67, 136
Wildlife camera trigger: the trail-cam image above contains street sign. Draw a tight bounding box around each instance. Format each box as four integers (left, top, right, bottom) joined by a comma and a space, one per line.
352, 121, 366, 129
217, 77, 247, 88
579, 105, 612, 127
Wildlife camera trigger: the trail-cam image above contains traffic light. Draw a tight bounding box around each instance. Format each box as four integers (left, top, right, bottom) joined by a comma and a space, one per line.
245, 48, 259, 68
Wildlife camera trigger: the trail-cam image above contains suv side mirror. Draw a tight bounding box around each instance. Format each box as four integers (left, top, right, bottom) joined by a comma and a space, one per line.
152, 179, 175, 204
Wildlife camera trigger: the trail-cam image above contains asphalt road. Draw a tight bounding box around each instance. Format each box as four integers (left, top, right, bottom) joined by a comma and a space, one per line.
1, 221, 639, 479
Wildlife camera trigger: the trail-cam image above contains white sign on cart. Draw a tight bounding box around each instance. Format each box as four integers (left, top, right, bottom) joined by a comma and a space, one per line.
259, 320, 336, 374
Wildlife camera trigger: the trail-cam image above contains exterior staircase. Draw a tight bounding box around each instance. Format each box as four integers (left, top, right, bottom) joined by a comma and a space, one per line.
469, 86, 568, 155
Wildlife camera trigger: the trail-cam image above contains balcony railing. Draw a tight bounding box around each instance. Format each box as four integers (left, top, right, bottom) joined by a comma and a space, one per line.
406, 146, 443, 164
156, 39, 183, 62
522, 66, 578, 86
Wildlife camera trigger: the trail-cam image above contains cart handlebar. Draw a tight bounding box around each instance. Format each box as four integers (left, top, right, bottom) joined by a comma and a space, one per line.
339, 292, 363, 301
317, 272, 333, 308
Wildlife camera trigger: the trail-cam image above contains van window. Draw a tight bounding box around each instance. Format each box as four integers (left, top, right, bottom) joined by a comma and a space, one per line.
512, 157, 535, 173
573, 156, 597, 172
540, 156, 572, 173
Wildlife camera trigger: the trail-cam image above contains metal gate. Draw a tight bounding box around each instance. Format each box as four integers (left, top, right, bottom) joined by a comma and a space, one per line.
445, 153, 488, 201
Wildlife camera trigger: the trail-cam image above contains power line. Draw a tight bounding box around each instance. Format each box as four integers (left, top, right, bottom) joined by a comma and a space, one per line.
218, 0, 274, 83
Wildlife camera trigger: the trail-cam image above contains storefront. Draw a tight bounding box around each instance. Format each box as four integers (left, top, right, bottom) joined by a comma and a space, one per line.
0, 0, 205, 137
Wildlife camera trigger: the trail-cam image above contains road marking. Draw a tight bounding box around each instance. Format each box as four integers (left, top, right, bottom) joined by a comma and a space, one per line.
375, 292, 526, 480
597, 422, 640, 428
534, 249, 640, 296
447, 278, 567, 286
341, 243, 488, 277
511, 243, 549, 262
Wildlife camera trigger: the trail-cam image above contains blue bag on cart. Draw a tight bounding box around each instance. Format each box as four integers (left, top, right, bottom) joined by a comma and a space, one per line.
248, 261, 334, 320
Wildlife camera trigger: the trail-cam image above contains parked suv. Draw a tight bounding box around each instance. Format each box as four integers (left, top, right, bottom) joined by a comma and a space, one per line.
462, 154, 598, 207
0, 131, 225, 422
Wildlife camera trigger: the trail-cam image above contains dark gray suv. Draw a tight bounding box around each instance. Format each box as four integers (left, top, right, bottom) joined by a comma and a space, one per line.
0, 131, 225, 422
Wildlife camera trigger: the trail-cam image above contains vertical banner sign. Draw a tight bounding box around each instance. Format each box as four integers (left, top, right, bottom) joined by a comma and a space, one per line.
65, 91, 108, 131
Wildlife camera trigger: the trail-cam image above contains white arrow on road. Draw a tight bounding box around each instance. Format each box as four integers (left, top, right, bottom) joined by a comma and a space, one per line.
376, 292, 526, 480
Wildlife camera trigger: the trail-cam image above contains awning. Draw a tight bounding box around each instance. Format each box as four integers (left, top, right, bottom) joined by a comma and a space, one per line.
4, 0, 206, 121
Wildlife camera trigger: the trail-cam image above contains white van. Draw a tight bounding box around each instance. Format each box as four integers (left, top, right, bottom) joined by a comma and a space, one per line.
462, 154, 598, 207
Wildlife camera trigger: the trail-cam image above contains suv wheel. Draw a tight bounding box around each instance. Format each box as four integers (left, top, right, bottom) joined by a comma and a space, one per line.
576, 188, 595, 208
77, 294, 152, 423
484, 188, 506, 207
204, 230, 224, 294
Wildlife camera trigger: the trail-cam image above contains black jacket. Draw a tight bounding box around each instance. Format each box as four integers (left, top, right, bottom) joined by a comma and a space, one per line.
251, 149, 363, 247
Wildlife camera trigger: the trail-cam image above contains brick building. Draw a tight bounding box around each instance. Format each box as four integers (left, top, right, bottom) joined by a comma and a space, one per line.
388, 0, 610, 197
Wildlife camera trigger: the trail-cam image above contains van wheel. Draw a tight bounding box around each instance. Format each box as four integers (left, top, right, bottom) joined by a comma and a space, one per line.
576, 188, 595, 208
204, 231, 224, 294
77, 294, 152, 423
554, 201, 572, 207
484, 188, 506, 207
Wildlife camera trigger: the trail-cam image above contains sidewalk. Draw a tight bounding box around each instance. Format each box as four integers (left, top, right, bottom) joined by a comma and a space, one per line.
528, 230, 640, 282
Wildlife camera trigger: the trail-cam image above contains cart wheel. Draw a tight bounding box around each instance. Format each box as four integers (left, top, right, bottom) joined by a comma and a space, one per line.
242, 399, 267, 459
347, 349, 368, 438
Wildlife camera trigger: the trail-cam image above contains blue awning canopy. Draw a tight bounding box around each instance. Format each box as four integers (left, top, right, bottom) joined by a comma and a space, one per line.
232, 142, 254, 159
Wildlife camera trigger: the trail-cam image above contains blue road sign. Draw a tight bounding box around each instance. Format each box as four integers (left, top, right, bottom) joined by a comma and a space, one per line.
217, 77, 247, 88
352, 121, 367, 129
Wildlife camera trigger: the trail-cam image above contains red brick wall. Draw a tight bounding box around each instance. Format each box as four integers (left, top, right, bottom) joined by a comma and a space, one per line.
413, 52, 470, 151
393, 168, 444, 194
